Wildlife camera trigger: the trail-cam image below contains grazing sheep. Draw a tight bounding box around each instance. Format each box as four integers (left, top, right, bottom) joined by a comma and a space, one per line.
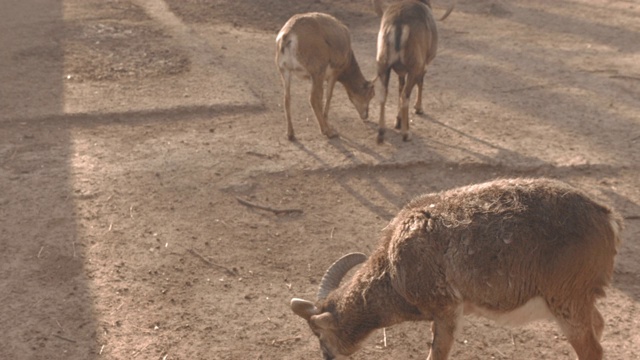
374, 0, 452, 143
291, 178, 623, 360
276, 13, 374, 140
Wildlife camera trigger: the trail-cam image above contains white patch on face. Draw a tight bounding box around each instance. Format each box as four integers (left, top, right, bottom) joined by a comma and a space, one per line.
464, 297, 554, 327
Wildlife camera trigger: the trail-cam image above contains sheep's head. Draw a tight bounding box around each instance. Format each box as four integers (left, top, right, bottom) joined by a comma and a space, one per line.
290, 253, 367, 359
347, 81, 374, 121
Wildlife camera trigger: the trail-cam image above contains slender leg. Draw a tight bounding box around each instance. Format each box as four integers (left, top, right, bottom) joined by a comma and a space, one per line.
395, 75, 406, 129
399, 74, 419, 141
309, 75, 336, 138
323, 75, 338, 124
377, 97, 387, 144
592, 307, 605, 342
279, 69, 295, 141
376, 67, 391, 144
414, 70, 425, 114
427, 308, 462, 360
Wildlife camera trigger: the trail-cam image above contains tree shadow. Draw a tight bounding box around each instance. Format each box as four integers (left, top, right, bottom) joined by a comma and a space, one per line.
0, 1, 99, 359
164, 0, 375, 33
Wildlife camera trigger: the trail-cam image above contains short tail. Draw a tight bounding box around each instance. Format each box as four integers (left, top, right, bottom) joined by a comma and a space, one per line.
377, 23, 408, 65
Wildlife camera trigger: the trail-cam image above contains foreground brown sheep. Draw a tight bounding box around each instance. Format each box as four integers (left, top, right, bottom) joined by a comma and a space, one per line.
292, 178, 623, 360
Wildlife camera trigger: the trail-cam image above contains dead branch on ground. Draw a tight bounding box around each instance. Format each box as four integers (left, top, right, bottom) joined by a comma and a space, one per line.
186, 248, 237, 275
52, 334, 76, 343
272, 336, 301, 345
236, 197, 303, 215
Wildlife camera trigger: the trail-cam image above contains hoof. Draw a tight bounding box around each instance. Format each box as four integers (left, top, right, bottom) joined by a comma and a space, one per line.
415, 108, 424, 115
377, 128, 385, 144
287, 133, 296, 141
402, 133, 410, 142
325, 129, 339, 139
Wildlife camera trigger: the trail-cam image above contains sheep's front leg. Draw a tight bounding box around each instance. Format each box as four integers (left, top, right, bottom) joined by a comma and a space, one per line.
309, 75, 337, 138
376, 66, 391, 144
398, 74, 419, 142
427, 308, 462, 360
279, 69, 295, 141
414, 70, 425, 115
395, 74, 406, 129
323, 74, 338, 123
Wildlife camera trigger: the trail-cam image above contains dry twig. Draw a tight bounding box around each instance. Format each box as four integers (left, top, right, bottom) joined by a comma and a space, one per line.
383, 327, 387, 347
52, 334, 76, 343
610, 74, 640, 81
492, 347, 507, 357
236, 197, 303, 215
272, 336, 301, 345
132, 343, 150, 358
186, 248, 236, 275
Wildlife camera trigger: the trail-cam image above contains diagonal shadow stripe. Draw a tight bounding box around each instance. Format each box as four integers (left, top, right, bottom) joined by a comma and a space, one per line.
0, 103, 266, 127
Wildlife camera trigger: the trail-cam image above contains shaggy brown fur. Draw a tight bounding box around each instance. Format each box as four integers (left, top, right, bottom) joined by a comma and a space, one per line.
291, 178, 623, 360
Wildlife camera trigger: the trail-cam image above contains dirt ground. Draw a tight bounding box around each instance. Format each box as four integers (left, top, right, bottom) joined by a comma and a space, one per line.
1, 0, 639, 359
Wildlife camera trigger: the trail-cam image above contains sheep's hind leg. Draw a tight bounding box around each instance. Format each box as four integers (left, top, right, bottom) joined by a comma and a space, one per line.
554, 302, 603, 360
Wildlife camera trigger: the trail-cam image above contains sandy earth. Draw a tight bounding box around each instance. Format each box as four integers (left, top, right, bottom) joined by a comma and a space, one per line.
1, 0, 639, 359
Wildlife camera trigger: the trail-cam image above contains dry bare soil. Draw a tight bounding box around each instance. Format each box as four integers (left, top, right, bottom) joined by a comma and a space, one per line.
1, 0, 639, 359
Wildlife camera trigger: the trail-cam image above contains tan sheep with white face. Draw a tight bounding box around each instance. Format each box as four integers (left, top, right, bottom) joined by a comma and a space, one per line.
275, 13, 374, 141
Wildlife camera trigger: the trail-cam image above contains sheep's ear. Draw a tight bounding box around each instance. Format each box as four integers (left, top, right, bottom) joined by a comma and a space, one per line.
290, 298, 319, 321
311, 312, 337, 330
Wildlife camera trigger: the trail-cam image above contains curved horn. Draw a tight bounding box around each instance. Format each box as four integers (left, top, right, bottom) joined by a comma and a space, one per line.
317, 252, 367, 300
439, 0, 456, 21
